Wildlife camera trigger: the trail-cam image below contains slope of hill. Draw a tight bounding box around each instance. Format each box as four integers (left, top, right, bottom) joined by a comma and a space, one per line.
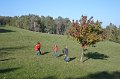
0, 26, 120, 79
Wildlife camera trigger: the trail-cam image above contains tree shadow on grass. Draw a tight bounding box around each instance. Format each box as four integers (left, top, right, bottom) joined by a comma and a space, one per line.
0, 28, 16, 33
0, 67, 21, 73
0, 51, 10, 55
0, 46, 28, 57
0, 46, 28, 51
83, 52, 109, 62
65, 71, 120, 79
0, 57, 16, 61
0, 46, 28, 53
43, 76, 57, 79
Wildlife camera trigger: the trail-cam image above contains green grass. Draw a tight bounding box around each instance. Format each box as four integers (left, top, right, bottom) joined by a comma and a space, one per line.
0, 26, 120, 79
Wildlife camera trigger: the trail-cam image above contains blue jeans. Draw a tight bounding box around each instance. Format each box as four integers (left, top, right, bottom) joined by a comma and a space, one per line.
64, 56, 69, 62
36, 51, 40, 56
53, 52, 58, 58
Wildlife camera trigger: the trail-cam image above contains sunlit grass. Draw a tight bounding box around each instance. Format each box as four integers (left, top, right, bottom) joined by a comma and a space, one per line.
0, 26, 120, 79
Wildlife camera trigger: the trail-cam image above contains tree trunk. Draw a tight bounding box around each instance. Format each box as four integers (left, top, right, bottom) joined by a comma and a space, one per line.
34, 22, 36, 32
80, 47, 84, 62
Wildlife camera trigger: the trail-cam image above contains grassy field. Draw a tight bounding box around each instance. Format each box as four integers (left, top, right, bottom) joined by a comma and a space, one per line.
0, 26, 120, 79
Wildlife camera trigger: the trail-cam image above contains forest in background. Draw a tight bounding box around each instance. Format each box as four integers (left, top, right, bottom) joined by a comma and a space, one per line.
0, 14, 120, 43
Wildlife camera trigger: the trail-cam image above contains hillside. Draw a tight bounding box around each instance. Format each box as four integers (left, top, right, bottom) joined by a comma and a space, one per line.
0, 26, 120, 79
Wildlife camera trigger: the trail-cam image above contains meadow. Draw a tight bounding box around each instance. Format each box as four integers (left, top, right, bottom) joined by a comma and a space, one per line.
0, 26, 120, 79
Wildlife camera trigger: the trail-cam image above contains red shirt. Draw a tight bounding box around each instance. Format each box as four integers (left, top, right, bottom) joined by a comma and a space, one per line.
37, 43, 41, 49
35, 45, 38, 51
53, 47, 58, 52
35, 43, 41, 51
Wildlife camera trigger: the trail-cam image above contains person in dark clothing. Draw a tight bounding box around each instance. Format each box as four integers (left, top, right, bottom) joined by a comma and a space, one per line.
62, 45, 69, 63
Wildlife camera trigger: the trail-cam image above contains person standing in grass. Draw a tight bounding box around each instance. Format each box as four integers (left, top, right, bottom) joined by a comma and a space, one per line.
62, 45, 69, 63
35, 42, 42, 55
37, 42, 42, 55
34, 42, 42, 61
53, 44, 59, 58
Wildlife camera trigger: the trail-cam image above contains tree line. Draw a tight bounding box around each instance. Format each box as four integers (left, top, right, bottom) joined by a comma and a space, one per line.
0, 14, 71, 35
0, 14, 120, 43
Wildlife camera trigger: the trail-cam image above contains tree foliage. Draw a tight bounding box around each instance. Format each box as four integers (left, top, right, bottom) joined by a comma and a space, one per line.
106, 23, 119, 42
67, 15, 107, 62
67, 15, 106, 47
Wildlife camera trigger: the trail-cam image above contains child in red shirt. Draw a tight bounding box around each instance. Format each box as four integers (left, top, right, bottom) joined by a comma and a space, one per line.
53, 44, 59, 58
35, 42, 41, 55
